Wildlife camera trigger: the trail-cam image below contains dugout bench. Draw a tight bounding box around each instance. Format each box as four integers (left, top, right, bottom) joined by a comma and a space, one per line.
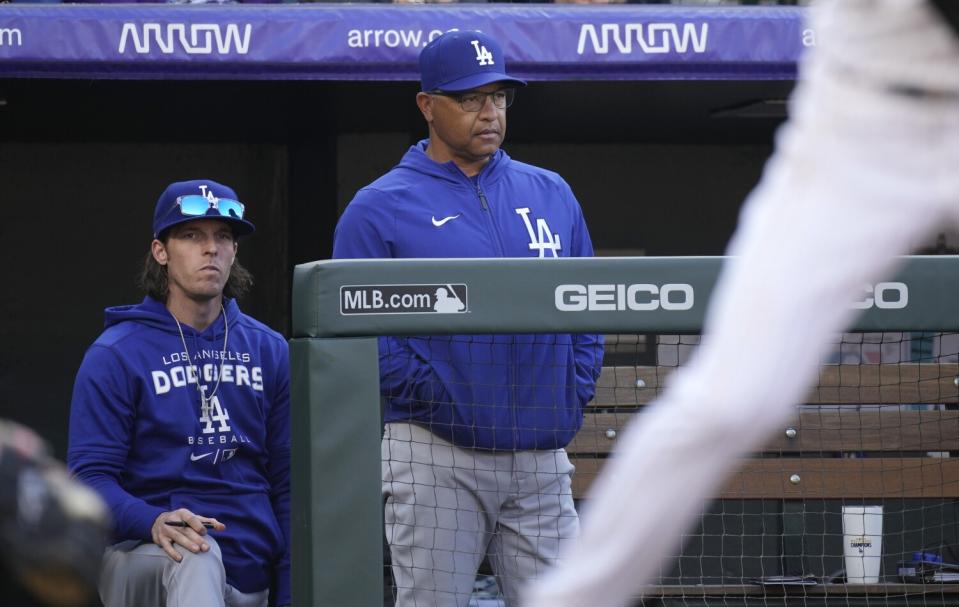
290, 256, 959, 607
571, 360, 959, 606
576, 362, 959, 500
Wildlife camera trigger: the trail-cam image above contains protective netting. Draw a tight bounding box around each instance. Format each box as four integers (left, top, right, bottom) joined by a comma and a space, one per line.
381, 332, 959, 606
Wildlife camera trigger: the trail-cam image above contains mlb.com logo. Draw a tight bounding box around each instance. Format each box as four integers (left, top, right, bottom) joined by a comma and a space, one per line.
341, 284, 468, 315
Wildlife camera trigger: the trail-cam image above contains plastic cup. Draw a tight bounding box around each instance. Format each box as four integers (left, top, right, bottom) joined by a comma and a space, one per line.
842, 505, 883, 583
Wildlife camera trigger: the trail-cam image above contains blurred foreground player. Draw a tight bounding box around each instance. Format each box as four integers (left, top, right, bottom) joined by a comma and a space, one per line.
0, 420, 110, 607
526, 1, 959, 605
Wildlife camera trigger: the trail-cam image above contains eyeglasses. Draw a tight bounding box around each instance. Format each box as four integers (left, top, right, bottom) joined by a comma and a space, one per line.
175, 195, 246, 220
432, 88, 515, 112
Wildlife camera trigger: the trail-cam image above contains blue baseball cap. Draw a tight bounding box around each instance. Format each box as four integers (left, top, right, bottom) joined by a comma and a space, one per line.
152, 179, 256, 239
420, 30, 527, 93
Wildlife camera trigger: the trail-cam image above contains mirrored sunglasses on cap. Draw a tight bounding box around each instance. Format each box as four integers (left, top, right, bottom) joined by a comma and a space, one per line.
175, 195, 246, 219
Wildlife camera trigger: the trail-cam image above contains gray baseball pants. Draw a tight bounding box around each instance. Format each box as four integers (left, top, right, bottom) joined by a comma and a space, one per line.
382, 421, 579, 607
99, 535, 269, 607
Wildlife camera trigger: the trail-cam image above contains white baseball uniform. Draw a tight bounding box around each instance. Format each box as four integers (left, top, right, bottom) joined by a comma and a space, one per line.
525, 2, 959, 606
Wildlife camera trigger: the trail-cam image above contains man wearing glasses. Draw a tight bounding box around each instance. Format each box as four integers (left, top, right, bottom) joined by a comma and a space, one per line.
68, 180, 291, 607
333, 31, 603, 607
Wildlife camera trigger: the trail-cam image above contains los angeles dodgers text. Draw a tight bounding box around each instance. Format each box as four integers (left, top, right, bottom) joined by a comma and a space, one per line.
152, 364, 264, 394
161, 349, 252, 365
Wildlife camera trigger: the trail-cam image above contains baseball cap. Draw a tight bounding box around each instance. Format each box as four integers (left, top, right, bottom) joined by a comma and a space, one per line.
420, 30, 527, 93
152, 179, 256, 239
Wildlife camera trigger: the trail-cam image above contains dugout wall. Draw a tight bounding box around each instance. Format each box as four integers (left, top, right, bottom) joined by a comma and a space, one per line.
290, 256, 959, 606
0, 5, 796, 452
0, 81, 785, 453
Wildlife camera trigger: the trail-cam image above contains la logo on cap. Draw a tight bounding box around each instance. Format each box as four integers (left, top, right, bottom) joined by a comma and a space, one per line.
198, 184, 217, 202
471, 40, 494, 66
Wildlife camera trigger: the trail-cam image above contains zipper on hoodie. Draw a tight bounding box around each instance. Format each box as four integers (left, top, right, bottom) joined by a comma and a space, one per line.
475, 182, 517, 445
475, 185, 507, 257
477, 186, 489, 210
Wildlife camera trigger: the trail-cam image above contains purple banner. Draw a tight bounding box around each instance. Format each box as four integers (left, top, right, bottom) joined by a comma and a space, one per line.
0, 5, 809, 81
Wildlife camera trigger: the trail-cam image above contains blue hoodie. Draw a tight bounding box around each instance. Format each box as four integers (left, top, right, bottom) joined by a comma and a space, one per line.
68, 297, 290, 605
333, 141, 604, 450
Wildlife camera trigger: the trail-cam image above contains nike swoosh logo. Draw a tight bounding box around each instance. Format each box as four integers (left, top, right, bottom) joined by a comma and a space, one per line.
190, 452, 213, 462
432, 214, 461, 227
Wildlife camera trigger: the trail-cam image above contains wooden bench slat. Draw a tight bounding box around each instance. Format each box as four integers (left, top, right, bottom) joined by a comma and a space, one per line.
570, 457, 959, 499
593, 364, 959, 407
580, 364, 959, 499
593, 365, 665, 406
569, 410, 959, 454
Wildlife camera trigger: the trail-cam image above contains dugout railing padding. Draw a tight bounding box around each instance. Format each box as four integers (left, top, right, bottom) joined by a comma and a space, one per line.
290, 256, 959, 607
